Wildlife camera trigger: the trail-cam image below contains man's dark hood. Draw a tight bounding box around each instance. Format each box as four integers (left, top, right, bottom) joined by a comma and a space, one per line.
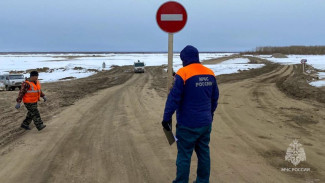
180, 45, 200, 67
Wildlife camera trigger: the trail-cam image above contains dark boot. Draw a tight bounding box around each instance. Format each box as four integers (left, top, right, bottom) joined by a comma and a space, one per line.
37, 124, 46, 131
21, 123, 31, 130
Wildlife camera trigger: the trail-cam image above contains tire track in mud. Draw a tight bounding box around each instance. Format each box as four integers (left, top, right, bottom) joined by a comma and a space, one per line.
0, 59, 324, 182
213, 63, 324, 182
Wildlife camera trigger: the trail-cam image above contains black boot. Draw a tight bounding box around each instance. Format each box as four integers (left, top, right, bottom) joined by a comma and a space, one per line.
37, 124, 46, 131
21, 124, 31, 130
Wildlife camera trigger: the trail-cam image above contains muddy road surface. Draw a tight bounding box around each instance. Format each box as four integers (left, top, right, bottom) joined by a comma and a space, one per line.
0, 59, 324, 183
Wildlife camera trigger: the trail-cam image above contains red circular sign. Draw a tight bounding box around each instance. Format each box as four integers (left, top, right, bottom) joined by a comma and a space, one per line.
156, 1, 187, 33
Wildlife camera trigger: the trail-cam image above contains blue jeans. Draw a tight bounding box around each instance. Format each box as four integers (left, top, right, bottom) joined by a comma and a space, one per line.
173, 124, 212, 183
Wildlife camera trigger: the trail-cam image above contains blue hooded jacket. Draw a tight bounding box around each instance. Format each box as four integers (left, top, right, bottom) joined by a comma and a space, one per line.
163, 45, 219, 128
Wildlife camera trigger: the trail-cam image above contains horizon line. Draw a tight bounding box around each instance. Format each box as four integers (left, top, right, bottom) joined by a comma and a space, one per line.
0, 51, 238, 54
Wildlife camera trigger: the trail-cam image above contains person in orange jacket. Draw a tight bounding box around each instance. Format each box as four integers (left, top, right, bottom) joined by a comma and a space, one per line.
15, 71, 47, 131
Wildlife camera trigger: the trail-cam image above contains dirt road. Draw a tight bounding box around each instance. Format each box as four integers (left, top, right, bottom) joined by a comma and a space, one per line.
0, 60, 324, 182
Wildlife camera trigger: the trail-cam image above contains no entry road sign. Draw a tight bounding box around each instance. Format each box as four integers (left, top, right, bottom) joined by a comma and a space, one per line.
156, 1, 187, 92
156, 1, 187, 33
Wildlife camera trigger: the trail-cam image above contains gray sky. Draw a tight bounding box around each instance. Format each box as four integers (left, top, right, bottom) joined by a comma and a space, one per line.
0, 0, 324, 52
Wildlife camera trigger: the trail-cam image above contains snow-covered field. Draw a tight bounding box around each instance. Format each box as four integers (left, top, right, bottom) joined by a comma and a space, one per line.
205, 58, 264, 76
2, 53, 323, 87
248, 55, 325, 87
256, 55, 325, 70
0, 53, 236, 82
0, 53, 265, 83
2, 53, 324, 87
170, 58, 264, 76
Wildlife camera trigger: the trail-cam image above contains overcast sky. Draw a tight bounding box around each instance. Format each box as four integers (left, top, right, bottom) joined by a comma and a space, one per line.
0, 0, 324, 52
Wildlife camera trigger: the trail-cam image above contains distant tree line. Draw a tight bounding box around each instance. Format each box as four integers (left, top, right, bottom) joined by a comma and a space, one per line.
242, 46, 325, 55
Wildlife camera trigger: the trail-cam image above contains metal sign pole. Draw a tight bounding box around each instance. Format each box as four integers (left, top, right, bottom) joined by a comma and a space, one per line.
167, 33, 174, 92
156, 2, 187, 93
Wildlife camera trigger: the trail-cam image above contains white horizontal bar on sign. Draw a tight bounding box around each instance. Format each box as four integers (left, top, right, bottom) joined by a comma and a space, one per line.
161, 14, 183, 21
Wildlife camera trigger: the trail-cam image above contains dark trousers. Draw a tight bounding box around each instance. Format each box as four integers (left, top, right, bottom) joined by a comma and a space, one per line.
22, 103, 43, 127
173, 124, 212, 183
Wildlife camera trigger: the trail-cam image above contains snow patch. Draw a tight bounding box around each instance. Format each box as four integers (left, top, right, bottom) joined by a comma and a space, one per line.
250, 55, 325, 88
309, 80, 325, 87
205, 58, 264, 76
166, 58, 265, 76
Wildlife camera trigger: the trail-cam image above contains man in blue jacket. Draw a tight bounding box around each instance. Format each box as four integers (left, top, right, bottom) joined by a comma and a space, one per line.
162, 45, 219, 183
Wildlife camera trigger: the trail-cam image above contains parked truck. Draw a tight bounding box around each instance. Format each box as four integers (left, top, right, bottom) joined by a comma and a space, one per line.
134, 60, 145, 73
0, 74, 25, 91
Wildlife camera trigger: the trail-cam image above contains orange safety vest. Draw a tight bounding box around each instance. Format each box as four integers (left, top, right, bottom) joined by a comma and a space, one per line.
23, 80, 41, 103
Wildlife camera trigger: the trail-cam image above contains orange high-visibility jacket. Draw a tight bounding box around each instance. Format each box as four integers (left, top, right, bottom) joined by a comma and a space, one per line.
23, 80, 41, 103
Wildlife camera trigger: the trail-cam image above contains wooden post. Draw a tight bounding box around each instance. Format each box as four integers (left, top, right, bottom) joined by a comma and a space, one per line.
167, 33, 174, 92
